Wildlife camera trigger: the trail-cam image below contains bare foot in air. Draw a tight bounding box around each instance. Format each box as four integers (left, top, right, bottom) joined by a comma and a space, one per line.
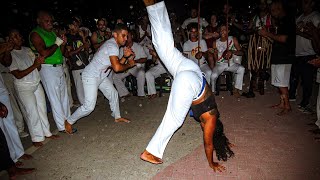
32, 142, 43, 147
46, 134, 60, 139
140, 150, 163, 164
115, 118, 130, 123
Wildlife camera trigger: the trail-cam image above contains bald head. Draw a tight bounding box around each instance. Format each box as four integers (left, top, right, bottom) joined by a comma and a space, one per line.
36, 10, 54, 31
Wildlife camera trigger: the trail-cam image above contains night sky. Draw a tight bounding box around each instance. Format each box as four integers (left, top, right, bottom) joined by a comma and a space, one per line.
0, 0, 274, 36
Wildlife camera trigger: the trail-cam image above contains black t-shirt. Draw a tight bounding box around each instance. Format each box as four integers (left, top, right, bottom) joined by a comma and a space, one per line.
66, 33, 89, 70
271, 16, 295, 64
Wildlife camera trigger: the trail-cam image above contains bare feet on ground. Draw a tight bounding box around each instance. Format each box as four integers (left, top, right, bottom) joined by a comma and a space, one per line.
140, 150, 163, 164
210, 162, 226, 172
19, 154, 33, 160
8, 166, 36, 180
32, 142, 43, 147
148, 94, 157, 99
270, 103, 284, 109
14, 161, 23, 167
46, 134, 60, 139
64, 120, 74, 134
115, 118, 130, 123
277, 108, 291, 116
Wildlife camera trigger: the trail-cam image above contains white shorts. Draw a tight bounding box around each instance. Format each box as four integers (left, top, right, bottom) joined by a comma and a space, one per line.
271, 64, 292, 87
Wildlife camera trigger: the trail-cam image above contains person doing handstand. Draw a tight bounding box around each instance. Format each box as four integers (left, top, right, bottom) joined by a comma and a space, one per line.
140, 0, 234, 172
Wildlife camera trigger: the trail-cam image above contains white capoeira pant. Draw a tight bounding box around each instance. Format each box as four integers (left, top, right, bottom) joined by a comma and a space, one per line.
145, 1, 204, 159
2, 72, 26, 134
145, 63, 167, 95
67, 72, 121, 125
63, 61, 74, 107
39, 65, 70, 131
211, 62, 245, 92
0, 76, 24, 162
113, 65, 146, 97
15, 83, 52, 142
72, 69, 85, 105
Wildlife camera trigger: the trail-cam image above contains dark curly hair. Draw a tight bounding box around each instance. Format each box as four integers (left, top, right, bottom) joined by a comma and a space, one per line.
213, 119, 234, 161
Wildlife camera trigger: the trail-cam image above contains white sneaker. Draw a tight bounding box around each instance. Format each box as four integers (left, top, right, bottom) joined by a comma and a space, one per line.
19, 131, 29, 138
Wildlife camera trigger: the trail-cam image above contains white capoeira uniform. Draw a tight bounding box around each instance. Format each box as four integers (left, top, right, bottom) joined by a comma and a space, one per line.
211, 36, 245, 92
62, 57, 74, 107
183, 39, 212, 84
145, 62, 167, 96
39, 63, 70, 131
0, 74, 24, 162
9, 47, 52, 142
145, 1, 205, 159
67, 38, 122, 125
0, 64, 27, 135
113, 42, 147, 97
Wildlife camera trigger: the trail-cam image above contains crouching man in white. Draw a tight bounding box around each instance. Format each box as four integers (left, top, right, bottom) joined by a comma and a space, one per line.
211, 24, 245, 97
8, 29, 59, 147
113, 31, 147, 98
64, 24, 135, 134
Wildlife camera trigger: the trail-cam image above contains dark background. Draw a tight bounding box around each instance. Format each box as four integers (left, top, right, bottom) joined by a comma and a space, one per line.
0, 0, 298, 37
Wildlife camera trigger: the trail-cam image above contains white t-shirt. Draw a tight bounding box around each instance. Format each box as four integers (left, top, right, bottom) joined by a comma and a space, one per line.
138, 25, 152, 49
296, 11, 320, 56
83, 38, 119, 79
0, 74, 8, 94
9, 47, 40, 86
216, 36, 236, 63
181, 17, 209, 29
119, 42, 147, 67
183, 39, 208, 65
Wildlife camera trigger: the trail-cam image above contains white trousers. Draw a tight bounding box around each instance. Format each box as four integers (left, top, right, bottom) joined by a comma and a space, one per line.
39, 65, 70, 131
72, 69, 85, 105
2, 73, 26, 133
63, 63, 74, 107
0, 92, 24, 162
211, 62, 245, 92
113, 66, 146, 97
15, 83, 52, 142
146, 2, 203, 158
200, 64, 212, 85
67, 74, 121, 124
145, 64, 167, 95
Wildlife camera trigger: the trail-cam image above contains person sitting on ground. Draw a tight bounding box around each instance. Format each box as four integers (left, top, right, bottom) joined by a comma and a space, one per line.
140, 0, 234, 172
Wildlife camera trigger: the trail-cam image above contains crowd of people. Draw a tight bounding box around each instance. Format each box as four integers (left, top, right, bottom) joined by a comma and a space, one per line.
1, 0, 320, 178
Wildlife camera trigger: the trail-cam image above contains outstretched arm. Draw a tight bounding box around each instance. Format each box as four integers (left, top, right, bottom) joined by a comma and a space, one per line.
200, 112, 226, 172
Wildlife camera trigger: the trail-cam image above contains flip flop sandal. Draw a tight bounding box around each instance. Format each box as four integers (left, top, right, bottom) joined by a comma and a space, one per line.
59, 128, 77, 134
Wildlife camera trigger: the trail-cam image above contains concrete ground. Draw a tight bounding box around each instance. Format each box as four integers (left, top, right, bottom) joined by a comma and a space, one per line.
1, 80, 320, 180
